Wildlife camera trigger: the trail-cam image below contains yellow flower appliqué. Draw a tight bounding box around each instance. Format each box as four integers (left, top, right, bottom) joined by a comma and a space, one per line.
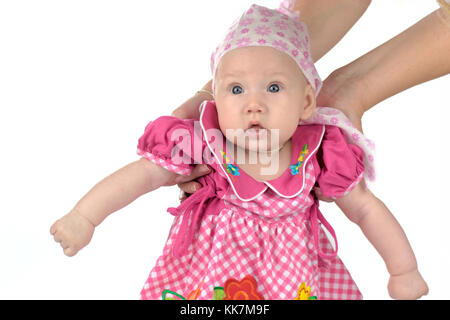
294, 282, 317, 300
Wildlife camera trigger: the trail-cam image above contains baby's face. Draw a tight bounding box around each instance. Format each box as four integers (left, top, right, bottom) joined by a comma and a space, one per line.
214, 46, 316, 154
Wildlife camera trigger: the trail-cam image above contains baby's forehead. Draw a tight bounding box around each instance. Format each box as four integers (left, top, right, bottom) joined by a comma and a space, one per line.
216, 47, 300, 78
215, 55, 307, 87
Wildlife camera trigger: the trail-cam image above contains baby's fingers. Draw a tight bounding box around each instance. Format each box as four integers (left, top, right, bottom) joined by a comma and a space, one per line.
50, 220, 73, 252
50, 219, 59, 235
53, 232, 78, 256
63, 246, 78, 257
52, 231, 62, 244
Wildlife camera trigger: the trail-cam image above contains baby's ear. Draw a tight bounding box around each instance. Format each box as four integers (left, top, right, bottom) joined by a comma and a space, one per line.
300, 84, 316, 121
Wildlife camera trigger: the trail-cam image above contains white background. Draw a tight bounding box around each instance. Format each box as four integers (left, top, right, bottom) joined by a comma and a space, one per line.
0, 0, 449, 300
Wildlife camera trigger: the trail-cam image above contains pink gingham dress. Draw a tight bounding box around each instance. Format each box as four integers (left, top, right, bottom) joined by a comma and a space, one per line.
137, 101, 365, 300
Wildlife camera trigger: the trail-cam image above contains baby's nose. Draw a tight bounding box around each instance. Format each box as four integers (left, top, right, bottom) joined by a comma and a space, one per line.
245, 103, 264, 114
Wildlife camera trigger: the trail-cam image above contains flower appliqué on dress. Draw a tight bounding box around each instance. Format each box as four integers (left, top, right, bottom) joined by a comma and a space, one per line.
222, 275, 264, 300
162, 275, 264, 300
293, 282, 317, 300
219, 147, 240, 181
290, 144, 309, 176
162, 279, 204, 300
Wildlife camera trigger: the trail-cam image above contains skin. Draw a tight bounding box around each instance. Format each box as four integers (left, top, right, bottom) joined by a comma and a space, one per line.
50, 158, 208, 256
50, 45, 428, 299
317, 8, 450, 132
50, 1, 448, 299
213, 47, 428, 299
213, 46, 315, 180
172, 0, 373, 192
175, 5, 450, 193
171, 0, 372, 120
292, 0, 372, 62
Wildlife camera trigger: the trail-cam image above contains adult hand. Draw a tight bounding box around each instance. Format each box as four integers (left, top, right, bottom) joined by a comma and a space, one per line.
174, 164, 211, 202
171, 81, 213, 120
314, 68, 367, 202
171, 83, 214, 202
316, 67, 366, 132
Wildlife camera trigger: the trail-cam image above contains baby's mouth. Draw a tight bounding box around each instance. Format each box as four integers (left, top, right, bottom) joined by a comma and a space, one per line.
245, 122, 267, 138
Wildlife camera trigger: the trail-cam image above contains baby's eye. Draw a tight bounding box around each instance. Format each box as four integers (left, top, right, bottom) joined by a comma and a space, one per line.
231, 85, 243, 95
268, 84, 280, 93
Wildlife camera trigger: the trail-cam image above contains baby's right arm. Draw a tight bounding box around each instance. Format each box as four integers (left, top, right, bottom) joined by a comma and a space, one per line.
50, 158, 178, 257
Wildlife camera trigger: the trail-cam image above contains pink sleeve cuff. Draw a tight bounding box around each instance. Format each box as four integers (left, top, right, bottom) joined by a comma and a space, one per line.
317, 126, 366, 199
329, 170, 365, 200
137, 148, 193, 176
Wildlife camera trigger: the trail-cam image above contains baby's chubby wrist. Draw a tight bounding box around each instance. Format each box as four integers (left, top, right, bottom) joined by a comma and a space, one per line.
389, 267, 419, 278
71, 207, 96, 228
384, 249, 419, 278
388, 268, 428, 299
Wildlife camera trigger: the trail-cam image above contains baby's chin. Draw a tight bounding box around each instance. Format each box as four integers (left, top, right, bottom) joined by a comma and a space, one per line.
224, 130, 284, 153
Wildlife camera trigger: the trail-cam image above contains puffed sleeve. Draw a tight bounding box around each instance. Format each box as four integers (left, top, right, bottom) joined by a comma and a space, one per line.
137, 116, 201, 176
316, 126, 365, 199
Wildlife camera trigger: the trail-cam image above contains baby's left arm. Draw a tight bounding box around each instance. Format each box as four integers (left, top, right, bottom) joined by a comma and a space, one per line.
335, 180, 429, 299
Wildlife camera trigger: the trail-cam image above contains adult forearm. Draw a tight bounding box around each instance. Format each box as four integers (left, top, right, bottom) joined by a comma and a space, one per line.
73, 158, 162, 226
294, 0, 372, 62
344, 9, 450, 113
171, 80, 213, 119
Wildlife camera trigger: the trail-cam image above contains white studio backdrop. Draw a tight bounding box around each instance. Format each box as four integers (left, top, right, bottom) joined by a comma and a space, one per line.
0, 0, 448, 299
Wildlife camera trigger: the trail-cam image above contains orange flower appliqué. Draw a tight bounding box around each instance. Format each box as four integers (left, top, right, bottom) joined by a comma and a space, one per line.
223, 275, 264, 300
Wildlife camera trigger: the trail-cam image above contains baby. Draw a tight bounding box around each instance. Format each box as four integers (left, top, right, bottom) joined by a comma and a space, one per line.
50, 3, 428, 300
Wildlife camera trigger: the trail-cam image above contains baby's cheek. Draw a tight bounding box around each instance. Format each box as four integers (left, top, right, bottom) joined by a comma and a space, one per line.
218, 111, 242, 131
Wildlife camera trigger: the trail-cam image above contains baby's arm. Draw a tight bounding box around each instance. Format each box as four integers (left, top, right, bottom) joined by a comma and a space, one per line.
50, 158, 178, 257
335, 181, 428, 299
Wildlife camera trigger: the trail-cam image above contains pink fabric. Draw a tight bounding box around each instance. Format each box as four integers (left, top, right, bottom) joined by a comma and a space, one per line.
199, 100, 328, 200
314, 126, 366, 198
136, 117, 204, 176
166, 174, 227, 258
210, 3, 321, 95
136, 150, 193, 176
302, 107, 376, 181
137, 101, 366, 300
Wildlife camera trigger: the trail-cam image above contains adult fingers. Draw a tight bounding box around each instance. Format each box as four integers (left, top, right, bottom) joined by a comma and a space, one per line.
178, 189, 188, 203
171, 93, 206, 119
178, 181, 202, 195
174, 164, 211, 184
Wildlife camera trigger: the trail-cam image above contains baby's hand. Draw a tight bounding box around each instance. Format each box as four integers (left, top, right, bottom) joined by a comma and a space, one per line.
50, 209, 95, 257
388, 269, 429, 300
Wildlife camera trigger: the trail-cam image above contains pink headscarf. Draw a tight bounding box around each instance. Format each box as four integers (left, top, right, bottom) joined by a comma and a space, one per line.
208, 1, 376, 181
210, 2, 322, 96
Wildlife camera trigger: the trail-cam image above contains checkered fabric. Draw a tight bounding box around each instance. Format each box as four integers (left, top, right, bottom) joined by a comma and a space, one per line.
139, 157, 363, 300
137, 148, 193, 176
